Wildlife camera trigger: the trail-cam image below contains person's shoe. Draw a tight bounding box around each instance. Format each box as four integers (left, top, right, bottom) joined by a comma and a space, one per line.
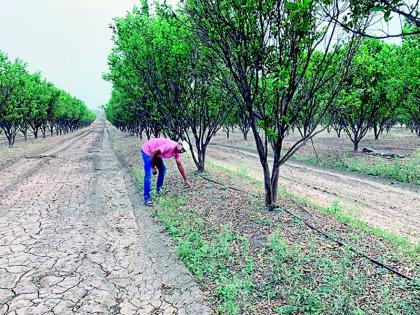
144, 200, 154, 207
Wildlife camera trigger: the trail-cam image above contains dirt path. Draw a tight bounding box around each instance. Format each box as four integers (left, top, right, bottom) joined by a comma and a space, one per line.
0, 120, 212, 314
207, 144, 420, 244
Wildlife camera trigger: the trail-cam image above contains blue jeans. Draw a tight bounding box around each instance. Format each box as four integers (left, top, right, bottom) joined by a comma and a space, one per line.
141, 150, 166, 202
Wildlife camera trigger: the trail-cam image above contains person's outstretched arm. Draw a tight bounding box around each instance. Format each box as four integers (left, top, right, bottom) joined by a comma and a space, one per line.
176, 159, 191, 188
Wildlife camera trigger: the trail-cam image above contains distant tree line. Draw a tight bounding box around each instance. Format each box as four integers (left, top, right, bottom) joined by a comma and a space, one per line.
0, 51, 96, 147
104, 0, 419, 210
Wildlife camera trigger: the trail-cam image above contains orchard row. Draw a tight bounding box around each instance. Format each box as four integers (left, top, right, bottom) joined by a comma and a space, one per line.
104, 1, 419, 209
0, 52, 96, 147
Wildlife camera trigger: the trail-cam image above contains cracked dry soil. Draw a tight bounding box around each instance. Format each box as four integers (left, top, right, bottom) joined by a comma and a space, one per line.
0, 120, 212, 315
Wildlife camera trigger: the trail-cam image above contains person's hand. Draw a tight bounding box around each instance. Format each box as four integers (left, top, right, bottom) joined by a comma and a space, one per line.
152, 167, 157, 175
183, 180, 192, 189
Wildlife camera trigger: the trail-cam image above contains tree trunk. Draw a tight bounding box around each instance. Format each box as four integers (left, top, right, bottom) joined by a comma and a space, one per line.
270, 163, 280, 208
248, 116, 276, 211
33, 128, 39, 139
334, 127, 342, 138
8, 135, 15, 147
145, 128, 152, 140
197, 149, 206, 173
373, 124, 380, 140
353, 140, 359, 152
262, 162, 275, 210
4, 127, 16, 147
188, 137, 207, 173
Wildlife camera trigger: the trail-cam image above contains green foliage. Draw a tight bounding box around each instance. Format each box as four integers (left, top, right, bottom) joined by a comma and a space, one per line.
325, 200, 344, 215
399, 27, 420, 135
105, 2, 233, 172
334, 39, 402, 151
342, 0, 419, 35
0, 51, 95, 146
106, 0, 418, 209
185, 0, 366, 208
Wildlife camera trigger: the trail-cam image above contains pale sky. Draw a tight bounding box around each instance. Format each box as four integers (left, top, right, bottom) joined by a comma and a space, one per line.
0, 0, 141, 109
0, 1, 405, 110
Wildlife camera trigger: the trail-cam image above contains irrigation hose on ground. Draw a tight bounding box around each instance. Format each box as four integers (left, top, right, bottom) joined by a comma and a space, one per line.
196, 174, 417, 282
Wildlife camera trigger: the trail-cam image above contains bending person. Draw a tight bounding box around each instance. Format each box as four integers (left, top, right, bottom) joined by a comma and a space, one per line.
141, 138, 191, 206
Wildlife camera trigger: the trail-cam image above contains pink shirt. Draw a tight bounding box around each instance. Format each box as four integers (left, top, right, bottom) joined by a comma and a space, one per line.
142, 138, 180, 161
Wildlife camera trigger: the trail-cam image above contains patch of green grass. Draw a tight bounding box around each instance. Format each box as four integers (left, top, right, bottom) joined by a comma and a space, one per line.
116, 137, 418, 314
208, 160, 419, 258
255, 217, 273, 226
296, 150, 420, 185
215, 274, 254, 314
133, 166, 144, 190
324, 200, 344, 216
214, 139, 419, 185
267, 231, 368, 314
237, 165, 250, 178
131, 163, 255, 314
267, 231, 418, 315
278, 188, 419, 259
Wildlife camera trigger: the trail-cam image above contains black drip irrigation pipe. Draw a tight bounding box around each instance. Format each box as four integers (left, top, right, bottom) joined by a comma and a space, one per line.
197, 174, 417, 282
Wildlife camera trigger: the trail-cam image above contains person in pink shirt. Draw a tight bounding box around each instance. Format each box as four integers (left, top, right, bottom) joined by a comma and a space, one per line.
141, 138, 191, 206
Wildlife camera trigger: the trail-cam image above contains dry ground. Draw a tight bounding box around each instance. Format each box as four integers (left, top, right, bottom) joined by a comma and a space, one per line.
0, 120, 212, 314
0, 129, 87, 171
208, 130, 420, 244
108, 128, 419, 314
214, 127, 420, 159
1, 123, 418, 314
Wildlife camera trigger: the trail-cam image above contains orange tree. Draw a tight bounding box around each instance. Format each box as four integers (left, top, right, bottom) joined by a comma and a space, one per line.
186, 0, 366, 209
